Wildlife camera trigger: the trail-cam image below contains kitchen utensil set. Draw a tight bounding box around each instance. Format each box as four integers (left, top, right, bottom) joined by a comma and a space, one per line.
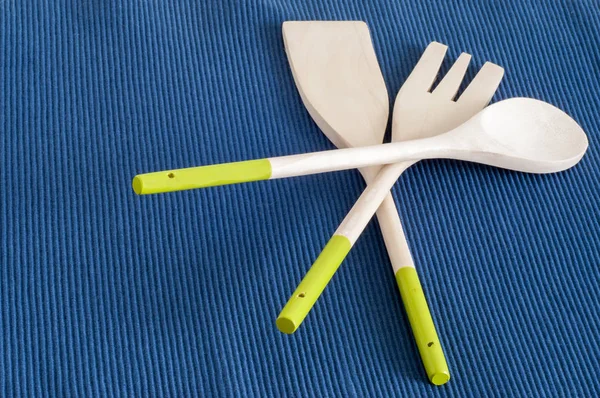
132, 21, 589, 385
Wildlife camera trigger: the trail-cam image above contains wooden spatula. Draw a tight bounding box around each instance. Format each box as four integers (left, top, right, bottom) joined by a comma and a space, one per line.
279, 21, 448, 383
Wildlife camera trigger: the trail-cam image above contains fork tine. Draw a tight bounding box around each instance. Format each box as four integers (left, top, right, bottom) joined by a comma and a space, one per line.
433, 52, 471, 100
458, 62, 505, 108
402, 42, 447, 92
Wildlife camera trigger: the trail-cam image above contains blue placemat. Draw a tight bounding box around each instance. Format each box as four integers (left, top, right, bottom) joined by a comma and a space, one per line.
1, 1, 599, 396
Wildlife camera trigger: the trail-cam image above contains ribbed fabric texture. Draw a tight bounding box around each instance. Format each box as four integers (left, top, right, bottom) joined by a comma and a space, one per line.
1, 0, 599, 396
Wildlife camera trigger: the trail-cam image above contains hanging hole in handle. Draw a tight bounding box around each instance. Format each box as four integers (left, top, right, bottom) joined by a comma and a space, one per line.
427, 342, 434, 347
297, 292, 306, 298
168, 173, 175, 179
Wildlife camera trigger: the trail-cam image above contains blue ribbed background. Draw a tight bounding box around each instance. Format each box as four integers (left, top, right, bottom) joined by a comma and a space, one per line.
1, 0, 599, 396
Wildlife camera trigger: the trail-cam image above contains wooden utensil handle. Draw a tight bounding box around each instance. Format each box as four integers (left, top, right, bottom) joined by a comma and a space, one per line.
373, 187, 450, 386
276, 235, 351, 334
276, 161, 450, 384
132, 159, 272, 195
131, 137, 447, 195
396, 266, 450, 385
364, 166, 449, 385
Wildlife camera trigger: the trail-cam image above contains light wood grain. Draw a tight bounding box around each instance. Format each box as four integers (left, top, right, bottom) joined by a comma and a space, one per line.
337, 45, 505, 252
268, 98, 587, 177
282, 21, 389, 150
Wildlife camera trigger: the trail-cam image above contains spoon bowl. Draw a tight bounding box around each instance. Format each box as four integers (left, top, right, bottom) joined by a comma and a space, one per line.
452, 98, 588, 173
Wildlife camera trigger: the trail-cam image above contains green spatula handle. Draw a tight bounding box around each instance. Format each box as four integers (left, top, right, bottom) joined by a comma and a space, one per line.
396, 266, 450, 386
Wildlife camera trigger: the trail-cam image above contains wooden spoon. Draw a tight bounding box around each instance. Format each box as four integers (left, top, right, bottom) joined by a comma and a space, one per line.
131, 98, 588, 192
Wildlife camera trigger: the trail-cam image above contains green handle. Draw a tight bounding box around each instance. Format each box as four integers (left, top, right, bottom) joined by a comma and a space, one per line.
396, 266, 450, 385
277, 235, 352, 334
132, 159, 272, 195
